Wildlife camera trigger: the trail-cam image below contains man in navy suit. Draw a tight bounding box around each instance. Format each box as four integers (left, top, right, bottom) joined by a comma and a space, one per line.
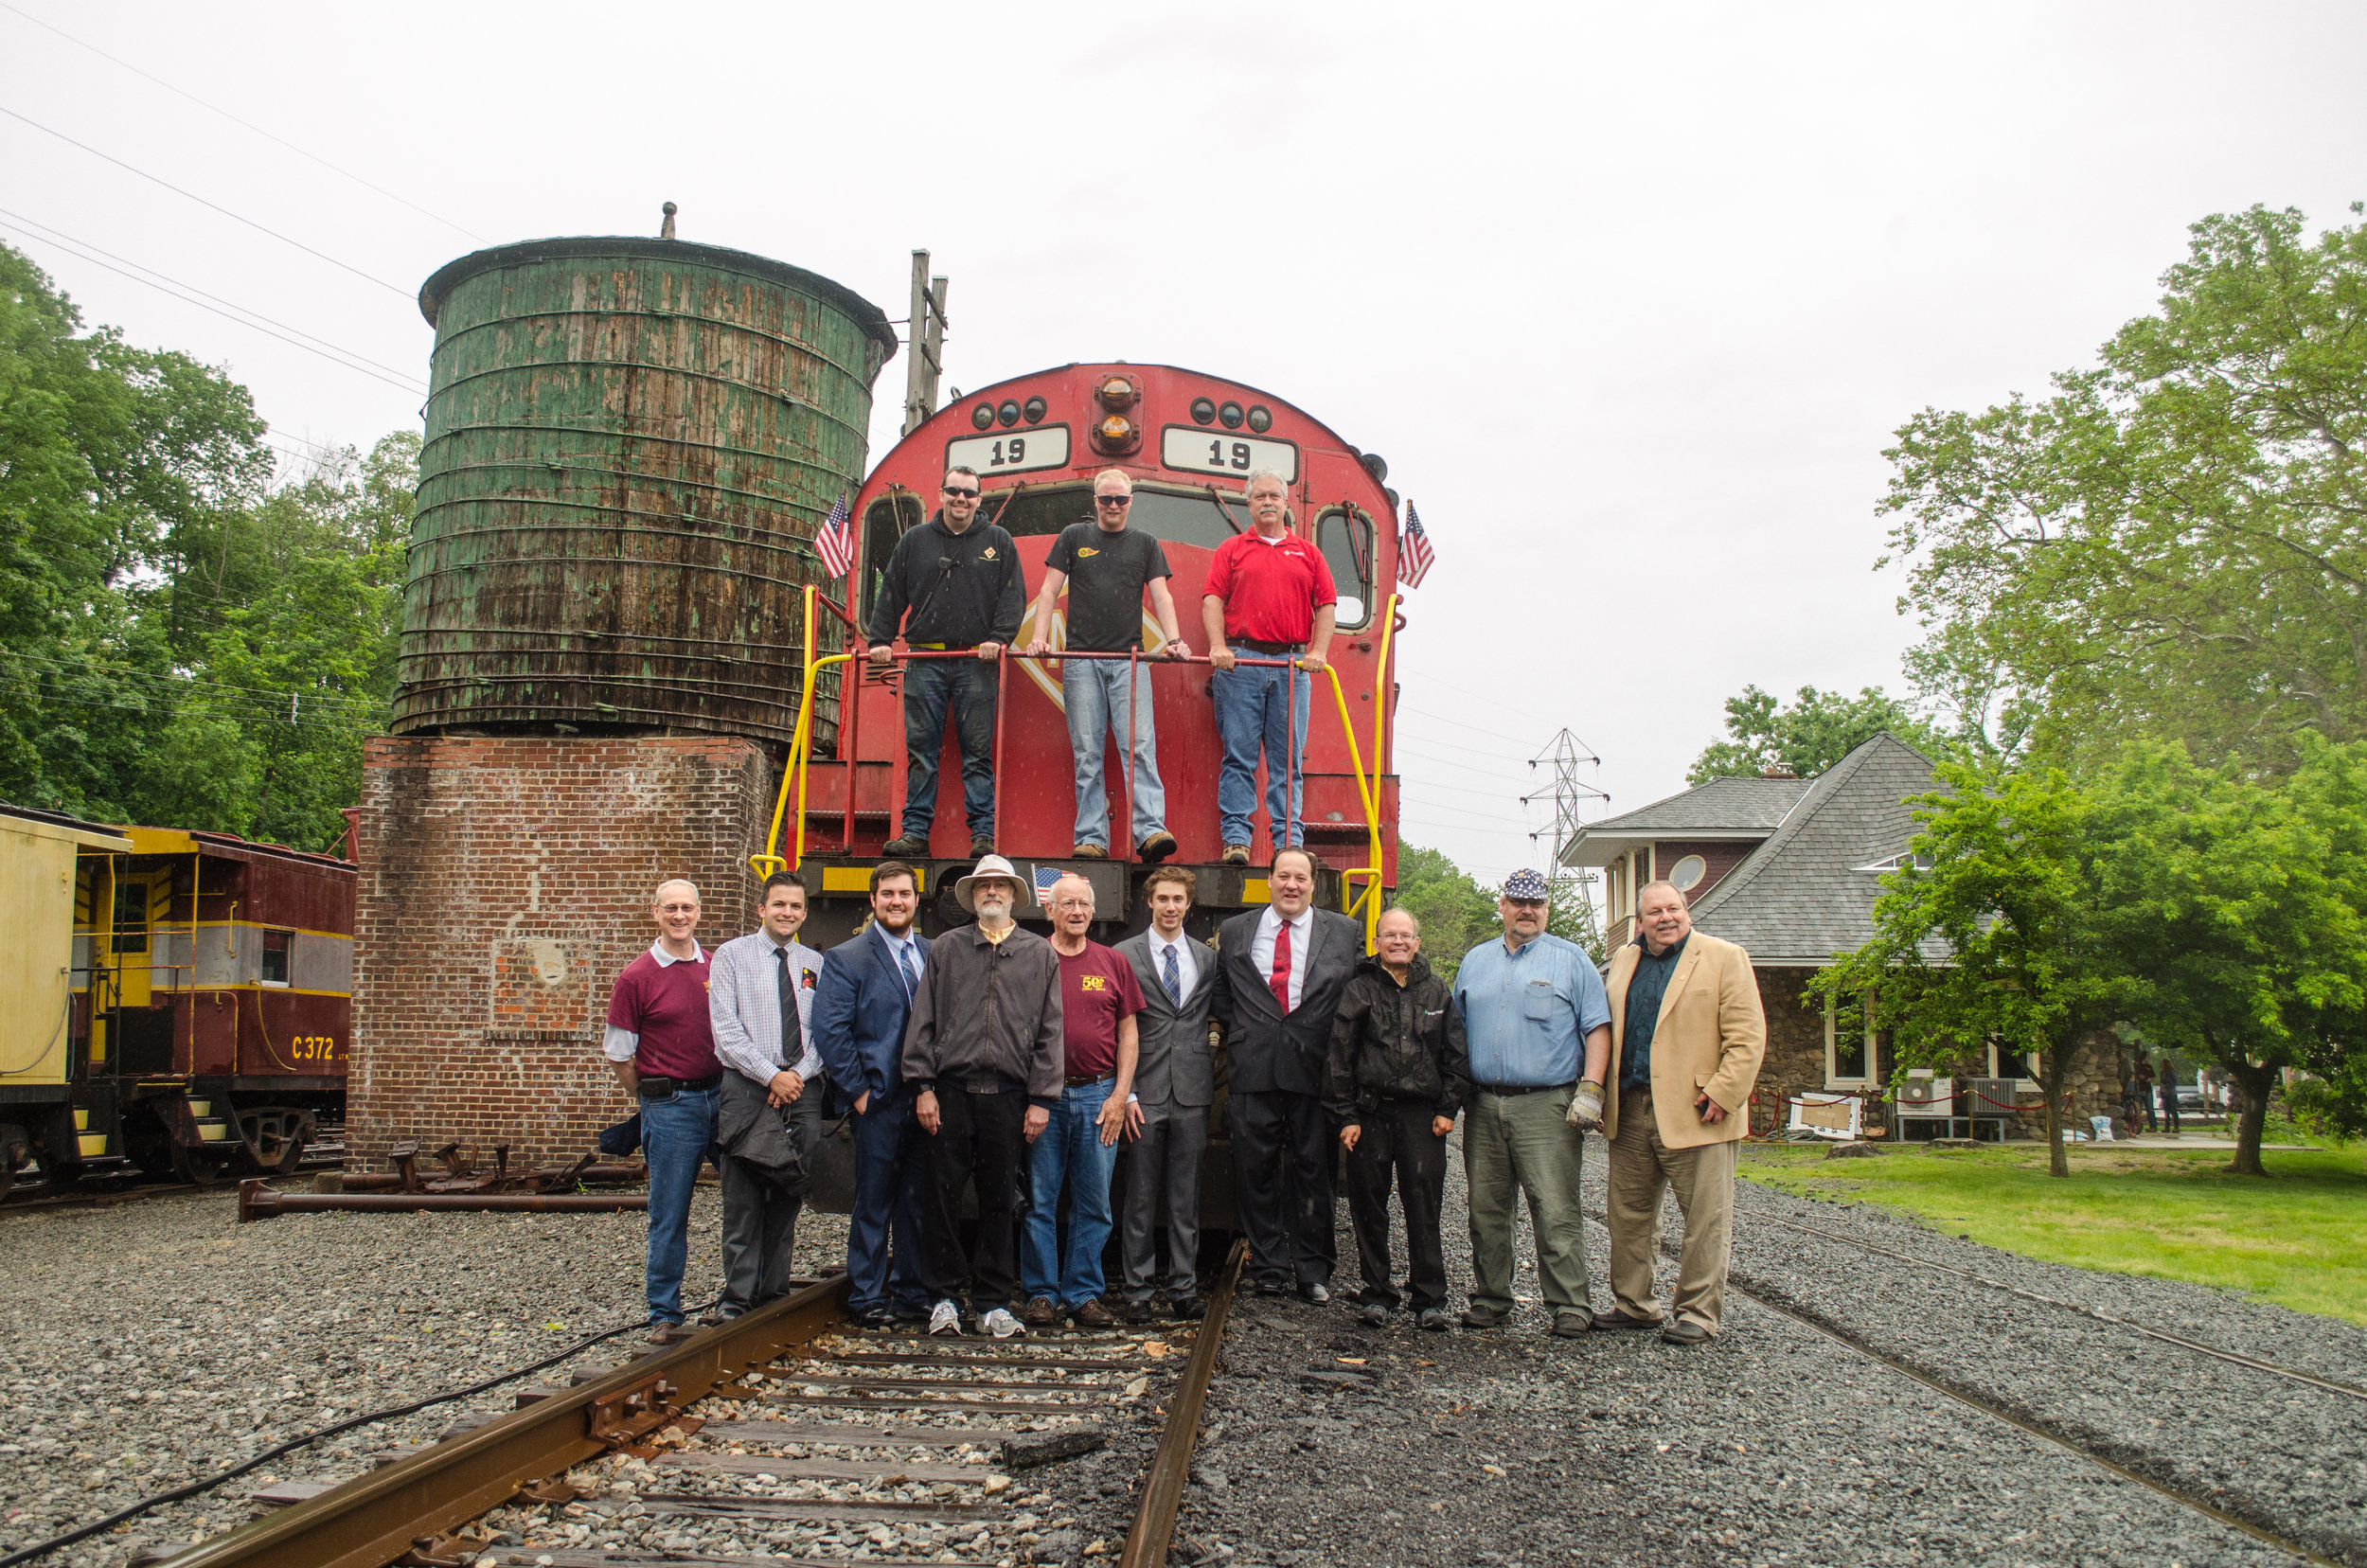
811, 862, 932, 1326
1210, 847, 1363, 1300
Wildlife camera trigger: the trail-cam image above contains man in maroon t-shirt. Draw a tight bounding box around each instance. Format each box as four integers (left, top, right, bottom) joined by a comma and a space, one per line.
1200, 468, 1338, 864
1020, 874, 1144, 1327
602, 878, 721, 1340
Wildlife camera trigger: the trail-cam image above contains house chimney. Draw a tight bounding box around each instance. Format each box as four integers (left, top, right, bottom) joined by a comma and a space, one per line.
1761, 765, 1800, 780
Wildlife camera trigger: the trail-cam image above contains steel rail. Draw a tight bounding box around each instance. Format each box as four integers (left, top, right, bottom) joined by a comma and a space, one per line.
159, 1274, 853, 1568
1119, 1238, 1246, 1568
236, 1182, 650, 1220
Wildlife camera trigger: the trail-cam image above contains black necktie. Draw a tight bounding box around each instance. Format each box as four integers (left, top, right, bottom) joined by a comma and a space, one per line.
774, 945, 803, 1066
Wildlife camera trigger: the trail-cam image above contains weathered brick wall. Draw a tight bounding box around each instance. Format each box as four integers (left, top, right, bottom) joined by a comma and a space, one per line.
349, 735, 772, 1166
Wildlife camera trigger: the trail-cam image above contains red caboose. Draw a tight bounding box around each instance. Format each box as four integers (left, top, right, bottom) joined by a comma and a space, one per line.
774, 363, 1406, 941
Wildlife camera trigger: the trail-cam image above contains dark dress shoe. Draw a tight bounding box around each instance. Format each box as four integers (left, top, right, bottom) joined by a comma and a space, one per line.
1122, 1299, 1158, 1325
1660, 1319, 1712, 1345
1591, 1309, 1664, 1331
1170, 1295, 1207, 1321
854, 1307, 896, 1328
1071, 1299, 1116, 1328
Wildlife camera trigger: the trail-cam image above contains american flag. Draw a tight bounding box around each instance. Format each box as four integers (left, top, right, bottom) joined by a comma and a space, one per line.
814, 490, 855, 580
1033, 864, 1063, 908
1398, 501, 1435, 589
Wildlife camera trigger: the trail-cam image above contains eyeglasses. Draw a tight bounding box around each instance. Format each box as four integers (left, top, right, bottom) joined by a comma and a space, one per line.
943, 486, 979, 499
1095, 494, 1132, 507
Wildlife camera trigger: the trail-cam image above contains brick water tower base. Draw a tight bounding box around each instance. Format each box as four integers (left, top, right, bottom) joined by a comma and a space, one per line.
349, 734, 771, 1166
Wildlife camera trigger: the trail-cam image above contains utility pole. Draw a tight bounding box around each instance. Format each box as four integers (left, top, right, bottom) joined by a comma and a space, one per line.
1523, 728, 1611, 949
902, 251, 949, 437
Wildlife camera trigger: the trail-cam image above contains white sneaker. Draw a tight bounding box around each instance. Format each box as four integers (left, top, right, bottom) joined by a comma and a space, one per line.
982, 1308, 1027, 1340
928, 1299, 963, 1337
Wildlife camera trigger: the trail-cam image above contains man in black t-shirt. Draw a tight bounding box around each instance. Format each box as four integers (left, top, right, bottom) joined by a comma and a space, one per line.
1023, 470, 1186, 862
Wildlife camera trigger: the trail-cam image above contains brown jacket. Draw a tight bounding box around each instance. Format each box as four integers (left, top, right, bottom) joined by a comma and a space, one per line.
1601, 929, 1766, 1150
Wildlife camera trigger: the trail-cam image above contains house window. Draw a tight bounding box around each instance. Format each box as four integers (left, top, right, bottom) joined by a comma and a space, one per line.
260, 929, 294, 988
1824, 993, 1876, 1087
1985, 1040, 2038, 1086
1666, 854, 1706, 893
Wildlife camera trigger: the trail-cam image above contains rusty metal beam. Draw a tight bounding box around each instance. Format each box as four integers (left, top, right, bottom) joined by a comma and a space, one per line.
238, 1181, 648, 1221
1119, 1238, 1244, 1568
160, 1275, 852, 1568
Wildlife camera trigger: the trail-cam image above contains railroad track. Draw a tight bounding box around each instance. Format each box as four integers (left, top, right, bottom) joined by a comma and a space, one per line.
1587, 1206, 2353, 1568
140, 1243, 1245, 1568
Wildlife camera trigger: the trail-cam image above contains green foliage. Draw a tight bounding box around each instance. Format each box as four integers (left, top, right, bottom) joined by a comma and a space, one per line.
1545, 869, 1606, 965
1687, 684, 1949, 784
1391, 846, 1502, 983
1813, 761, 2132, 1176
0, 241, 413, 851
1879, 204, 2367, 773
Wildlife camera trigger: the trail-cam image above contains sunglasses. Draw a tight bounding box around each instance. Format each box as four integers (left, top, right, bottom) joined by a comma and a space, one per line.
1096, 494, 1132, 507
943, 486, 979, 499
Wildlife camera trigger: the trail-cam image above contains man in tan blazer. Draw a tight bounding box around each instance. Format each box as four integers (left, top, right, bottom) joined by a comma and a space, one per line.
1595, 880, 1766, 1345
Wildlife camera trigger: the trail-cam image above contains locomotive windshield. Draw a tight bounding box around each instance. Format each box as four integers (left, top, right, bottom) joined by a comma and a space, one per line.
984, 484, 1238, 551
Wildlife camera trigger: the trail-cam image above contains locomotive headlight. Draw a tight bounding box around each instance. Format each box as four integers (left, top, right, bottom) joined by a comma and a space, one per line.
1097, 376, 1138, 410
1098, 413, 1136, 444
1023, 396, 1047, 424
971, 403, 995, 430
1246, 405, 1272, 433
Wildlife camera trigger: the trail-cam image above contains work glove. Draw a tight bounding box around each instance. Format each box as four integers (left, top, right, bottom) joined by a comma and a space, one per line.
1566, 1080, 1606, 1132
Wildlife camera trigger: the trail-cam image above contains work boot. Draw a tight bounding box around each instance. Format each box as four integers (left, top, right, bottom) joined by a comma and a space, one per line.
1170, 1295, 1206, 1321
1123, 1298, 1158, 1326
1071, 1299, 1116, 1328
969, 834, 996, 859
1138, 831, 1179, 863
1221, 844, 1251, 866
1660, 1319, 1712, 1345
1023, 1296, 1061, 1328
1591, 1308, 1663, 1332
1459, 1303, 1507, 1329
1551, 1310, 1591, 1339
882, 835, 928, 858
1071, 843, 1110, 860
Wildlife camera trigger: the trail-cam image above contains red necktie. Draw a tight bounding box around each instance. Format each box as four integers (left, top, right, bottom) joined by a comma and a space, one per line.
1270, 918, 1292, 1012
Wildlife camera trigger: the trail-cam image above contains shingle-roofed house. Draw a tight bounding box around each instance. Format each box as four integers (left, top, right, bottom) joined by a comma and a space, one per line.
1563, 733, 2090, 1135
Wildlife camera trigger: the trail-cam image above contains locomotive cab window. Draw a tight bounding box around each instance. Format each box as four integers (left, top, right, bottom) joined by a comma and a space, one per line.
260, 928, 294, 988
1317, 508, 1376, 628
859, 493, 927, 625
983, 484, 1238, 551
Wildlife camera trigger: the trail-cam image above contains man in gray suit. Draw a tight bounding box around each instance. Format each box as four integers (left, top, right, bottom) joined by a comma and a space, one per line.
1115, 864, 1219, 1323
1209, 846, 1363, 1301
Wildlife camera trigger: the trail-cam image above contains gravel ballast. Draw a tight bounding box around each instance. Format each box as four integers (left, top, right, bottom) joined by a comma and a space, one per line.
0, 1184, 838, 1567
1178, 1136, 2357, 1568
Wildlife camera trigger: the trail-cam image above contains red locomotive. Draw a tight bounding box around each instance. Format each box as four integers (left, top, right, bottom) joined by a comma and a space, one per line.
771, 362, 1407, 939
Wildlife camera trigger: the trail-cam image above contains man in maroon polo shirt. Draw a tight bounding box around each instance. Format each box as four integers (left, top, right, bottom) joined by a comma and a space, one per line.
602, 878, 721, 1341
1201, 468, 1338, 864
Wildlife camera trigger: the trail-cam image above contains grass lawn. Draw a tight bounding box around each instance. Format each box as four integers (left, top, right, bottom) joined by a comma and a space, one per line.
1737, 1139, 2367, 1327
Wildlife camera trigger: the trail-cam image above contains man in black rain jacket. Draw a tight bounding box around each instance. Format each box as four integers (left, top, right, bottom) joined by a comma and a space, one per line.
1324, 907, 1469, 1328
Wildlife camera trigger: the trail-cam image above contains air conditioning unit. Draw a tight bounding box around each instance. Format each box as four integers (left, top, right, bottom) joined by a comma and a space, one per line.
1897, 1075, 1956, 1118
1962, 1078, 2018, 1118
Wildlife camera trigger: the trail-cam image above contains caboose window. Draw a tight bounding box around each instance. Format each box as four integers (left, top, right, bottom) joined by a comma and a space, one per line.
1317, 508, 1376, 628
260, 929, 293, 987
112, 880, 149, 954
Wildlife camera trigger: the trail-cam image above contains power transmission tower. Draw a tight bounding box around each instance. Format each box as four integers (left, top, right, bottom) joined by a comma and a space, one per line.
1522, 729, 1611, 951
901, 250, 949, 437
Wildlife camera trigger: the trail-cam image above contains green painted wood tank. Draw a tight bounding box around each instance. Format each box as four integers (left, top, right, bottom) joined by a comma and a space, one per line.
395, 234, 896, 745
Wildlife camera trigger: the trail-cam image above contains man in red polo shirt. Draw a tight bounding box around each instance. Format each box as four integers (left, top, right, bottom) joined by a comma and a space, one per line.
603, 878, 721, 1341
1201, 468, 1338, 864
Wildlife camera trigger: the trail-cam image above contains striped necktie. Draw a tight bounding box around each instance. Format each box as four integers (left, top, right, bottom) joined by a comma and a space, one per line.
1162, 941, 1183, 1007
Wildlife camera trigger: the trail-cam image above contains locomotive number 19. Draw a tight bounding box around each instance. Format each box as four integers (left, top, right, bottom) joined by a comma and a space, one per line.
1157, 427, 1298, 483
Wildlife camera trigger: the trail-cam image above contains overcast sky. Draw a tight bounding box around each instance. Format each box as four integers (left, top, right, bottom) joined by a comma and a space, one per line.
5, 1, 2361, 887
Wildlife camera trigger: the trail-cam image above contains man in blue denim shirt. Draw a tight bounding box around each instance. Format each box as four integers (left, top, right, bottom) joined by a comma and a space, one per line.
1450, 868, 1611, 1337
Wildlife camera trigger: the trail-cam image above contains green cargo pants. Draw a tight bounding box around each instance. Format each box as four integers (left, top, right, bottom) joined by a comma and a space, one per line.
1463, 1084, 1591, 1315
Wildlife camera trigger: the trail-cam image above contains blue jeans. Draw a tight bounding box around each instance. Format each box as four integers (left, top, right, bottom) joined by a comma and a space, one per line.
1213, 656, 1308, 848
1064, 658, 1166, 850
1022, 1078, 1121, 1308
846, 1087, 930, 1315
639, 1084, 718, 1325
900, 657, 998, 840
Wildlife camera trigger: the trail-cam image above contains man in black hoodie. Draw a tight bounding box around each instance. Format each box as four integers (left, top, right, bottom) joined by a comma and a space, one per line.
1325, 906, 1469, 1329
869, 467, 1028, 859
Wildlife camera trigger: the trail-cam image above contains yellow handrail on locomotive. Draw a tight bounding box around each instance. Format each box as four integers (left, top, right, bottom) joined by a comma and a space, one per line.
755, 585, 1399, 953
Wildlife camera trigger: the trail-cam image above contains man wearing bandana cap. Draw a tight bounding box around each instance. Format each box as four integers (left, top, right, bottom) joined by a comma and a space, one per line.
1449, 867, 1611, 1338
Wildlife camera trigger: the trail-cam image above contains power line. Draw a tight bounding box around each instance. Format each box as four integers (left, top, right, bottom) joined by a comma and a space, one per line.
0, 103, 415, 297
1399, 705, 1550, 748
0, 1, 489, 244
0, 214, 428, 393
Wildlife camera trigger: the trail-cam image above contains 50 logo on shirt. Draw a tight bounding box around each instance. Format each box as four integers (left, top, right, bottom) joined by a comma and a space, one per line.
1078, 974, 1109, 992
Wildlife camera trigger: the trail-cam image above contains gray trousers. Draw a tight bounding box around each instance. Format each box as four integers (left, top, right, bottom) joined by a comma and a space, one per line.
1121, 1099, 1207, 1302
718, 1089, 823, 1318
1464, 1084, 1591, 1315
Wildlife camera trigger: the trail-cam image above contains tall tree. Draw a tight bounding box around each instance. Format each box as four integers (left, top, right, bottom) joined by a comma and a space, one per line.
1815, 763, 2133, 1177
1688, 684, 1947, 784
1392, 846, 1502, 983
1879, 205, 2367, 773
2100, 739, 2367, 1173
